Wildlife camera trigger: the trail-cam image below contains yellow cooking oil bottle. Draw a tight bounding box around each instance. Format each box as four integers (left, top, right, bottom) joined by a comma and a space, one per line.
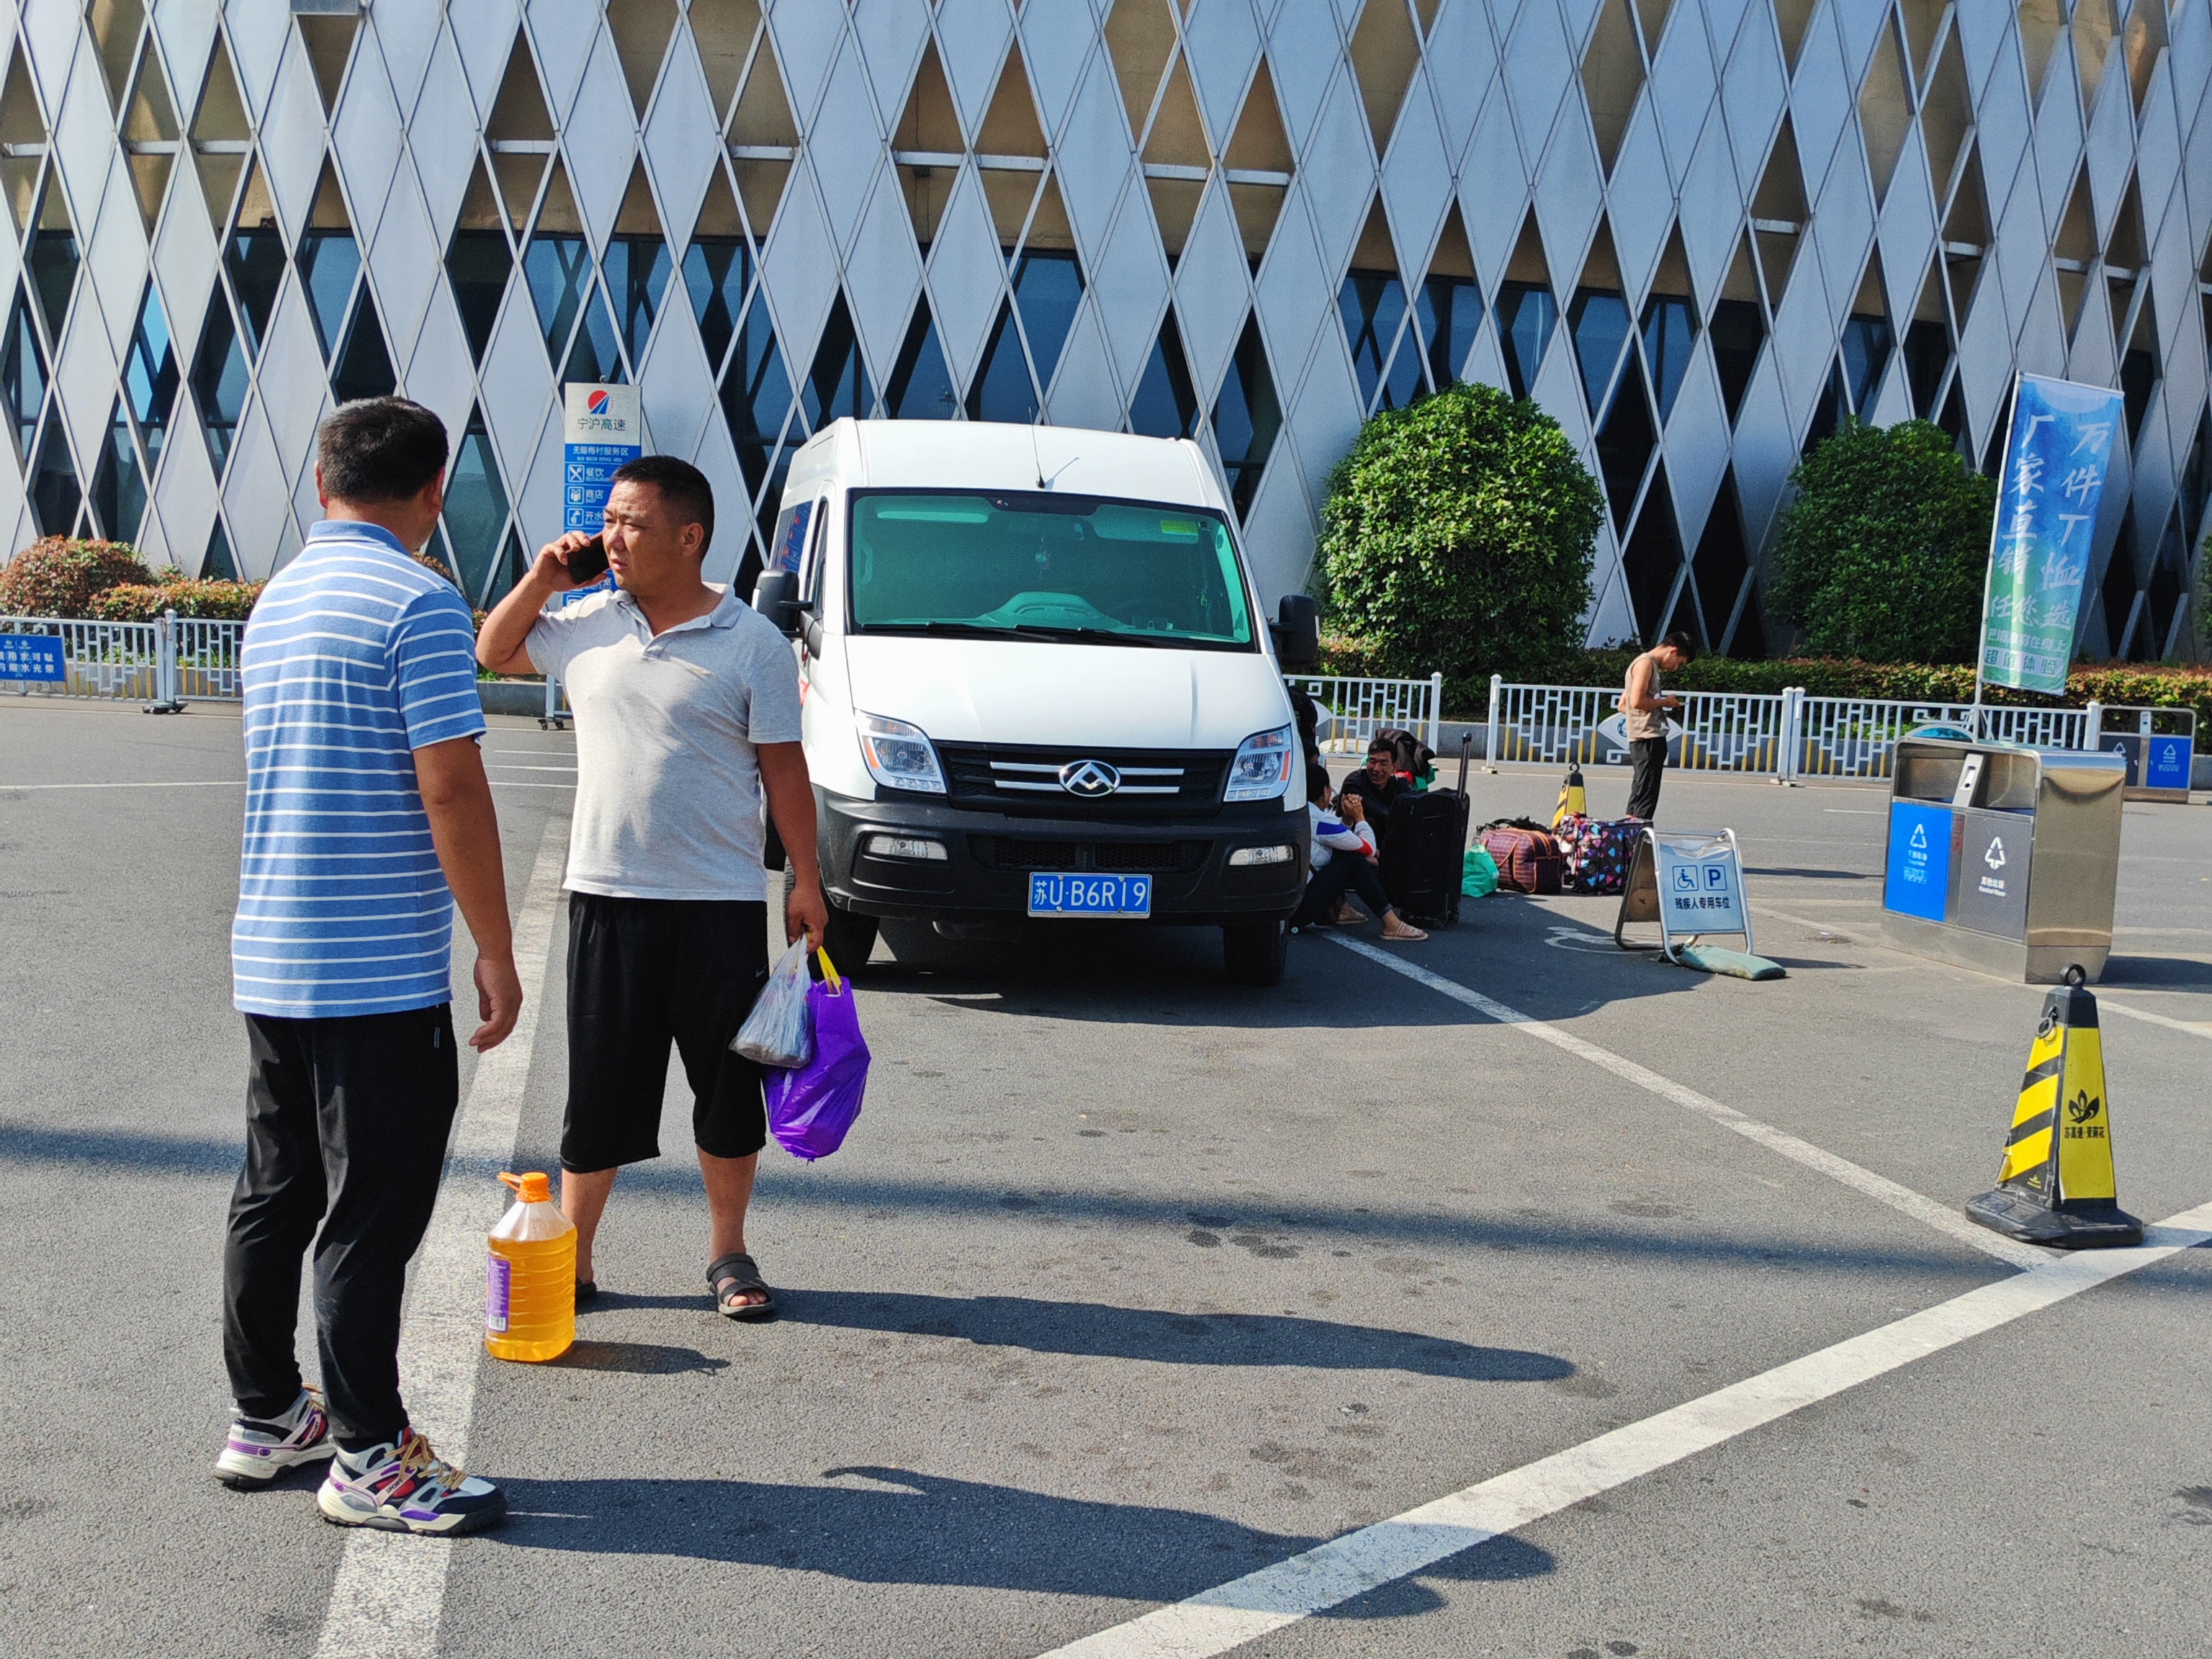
485, 1172, 575, 1362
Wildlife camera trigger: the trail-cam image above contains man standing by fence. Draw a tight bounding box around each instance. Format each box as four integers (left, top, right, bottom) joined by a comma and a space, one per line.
1622, 631, 1694, 821
217, 397, 518, 1537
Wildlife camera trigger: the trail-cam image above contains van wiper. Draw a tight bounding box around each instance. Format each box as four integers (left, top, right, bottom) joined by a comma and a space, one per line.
1004, 624, 1178, 648
862, 620, 1011, 639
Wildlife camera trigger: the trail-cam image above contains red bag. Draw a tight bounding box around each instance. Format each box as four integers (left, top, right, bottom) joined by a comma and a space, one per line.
1477, 823, 1563, 895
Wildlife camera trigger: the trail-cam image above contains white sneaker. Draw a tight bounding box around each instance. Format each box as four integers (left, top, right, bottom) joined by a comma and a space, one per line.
316, 1429, 506, 1536
215, 1388, 333, 1489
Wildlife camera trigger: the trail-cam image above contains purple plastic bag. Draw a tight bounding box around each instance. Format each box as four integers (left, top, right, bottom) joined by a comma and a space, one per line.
765, 966, 869, 1161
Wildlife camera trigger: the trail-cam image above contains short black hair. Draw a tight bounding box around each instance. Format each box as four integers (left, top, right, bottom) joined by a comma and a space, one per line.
317, 399, 449, 505
1308, 767, 1333, 804
1367, 737, 1395, 757
611, 454, 715, 555
1662, 629, 1698, 660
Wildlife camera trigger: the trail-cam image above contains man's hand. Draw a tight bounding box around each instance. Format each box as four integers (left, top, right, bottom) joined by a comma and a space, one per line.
786, 874, 830, 953
530, 529, 593, 593
477, 531, 594, 676
471, 950, 524, 1051
1338, 792, 1365, 825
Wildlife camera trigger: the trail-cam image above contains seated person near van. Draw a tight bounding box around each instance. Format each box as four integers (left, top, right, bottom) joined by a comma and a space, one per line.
1334, 739, 1410, 837
1290, 773, 1426, 942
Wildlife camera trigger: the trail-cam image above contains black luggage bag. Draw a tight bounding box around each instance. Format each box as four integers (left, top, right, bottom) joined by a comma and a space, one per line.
1380, 788, 1470, 925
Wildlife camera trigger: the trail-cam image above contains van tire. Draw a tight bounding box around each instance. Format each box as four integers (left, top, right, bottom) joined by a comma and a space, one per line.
1222, 919, 1287, 986
822, 904, 879, 972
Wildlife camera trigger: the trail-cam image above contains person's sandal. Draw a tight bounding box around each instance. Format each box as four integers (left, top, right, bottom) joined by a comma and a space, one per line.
1380, 916, 1428, 941
706, 1252, 778, 1321
1332, 900, 1367, 925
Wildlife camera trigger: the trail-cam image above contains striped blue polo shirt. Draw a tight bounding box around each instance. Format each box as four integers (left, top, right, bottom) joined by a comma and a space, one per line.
232, 521, 486, 1019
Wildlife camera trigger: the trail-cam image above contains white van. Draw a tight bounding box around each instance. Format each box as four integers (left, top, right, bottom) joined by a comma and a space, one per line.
750, 419, 1320, 986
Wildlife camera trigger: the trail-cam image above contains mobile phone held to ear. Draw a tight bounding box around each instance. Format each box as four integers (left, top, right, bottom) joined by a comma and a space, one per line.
567, 534, 608, 584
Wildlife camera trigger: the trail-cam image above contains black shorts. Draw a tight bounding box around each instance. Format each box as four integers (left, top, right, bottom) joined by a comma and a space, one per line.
562, 894, 771, 1171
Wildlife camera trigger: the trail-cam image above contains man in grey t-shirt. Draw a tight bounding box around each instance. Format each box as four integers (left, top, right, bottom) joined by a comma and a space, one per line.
477, 456, 827, 1320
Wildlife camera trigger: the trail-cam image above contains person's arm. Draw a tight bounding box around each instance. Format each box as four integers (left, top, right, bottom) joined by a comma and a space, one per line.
413, 737, 523, 1051
757, 741, 829, 951
477, 531, 593, 676
1624, 657, 1662, 711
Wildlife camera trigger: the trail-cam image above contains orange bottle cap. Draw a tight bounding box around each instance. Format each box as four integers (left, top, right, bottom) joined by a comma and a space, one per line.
499, 1170, 552, 1204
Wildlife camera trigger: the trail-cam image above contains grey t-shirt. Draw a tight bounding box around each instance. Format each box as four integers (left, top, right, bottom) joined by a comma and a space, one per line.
527, 586, 802, 902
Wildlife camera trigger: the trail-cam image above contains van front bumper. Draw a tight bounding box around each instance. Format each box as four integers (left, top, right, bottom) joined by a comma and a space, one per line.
818, 788, 1306, 927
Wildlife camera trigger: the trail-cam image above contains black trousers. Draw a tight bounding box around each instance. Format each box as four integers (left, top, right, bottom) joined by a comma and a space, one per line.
1627, 737, 1668, 821
222, 1005, 458, 1449
1292, 853, 1392, 927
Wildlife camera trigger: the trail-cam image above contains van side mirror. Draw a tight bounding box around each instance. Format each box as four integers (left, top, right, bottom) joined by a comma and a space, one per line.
752, 570, 803, 638
1271, 593, 1320, 672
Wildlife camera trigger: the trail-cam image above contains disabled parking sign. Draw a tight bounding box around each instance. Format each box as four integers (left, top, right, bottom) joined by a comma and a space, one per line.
1655, 832, 1744, 933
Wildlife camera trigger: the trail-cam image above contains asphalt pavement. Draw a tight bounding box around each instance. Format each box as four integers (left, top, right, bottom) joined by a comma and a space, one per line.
2, 698, 2208, 1658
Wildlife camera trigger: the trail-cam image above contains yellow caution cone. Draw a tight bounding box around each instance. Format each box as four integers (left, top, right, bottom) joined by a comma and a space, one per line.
1552, 762, 1587, 830
1966, 974, 2142, 1248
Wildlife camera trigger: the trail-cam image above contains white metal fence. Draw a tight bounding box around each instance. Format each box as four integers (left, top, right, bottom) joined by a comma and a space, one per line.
1, 612, 244, 703
1289, 672, 1442, 754
1483, 675, 2127, 782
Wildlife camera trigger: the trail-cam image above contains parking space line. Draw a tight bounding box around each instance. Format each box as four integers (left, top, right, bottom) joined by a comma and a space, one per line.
1328, 937, 2046, 1270
1038, 1201, 2212, 1659
0, 778, 243, 789
313, 810, 570, 1659
2098, 997, 2212, 1040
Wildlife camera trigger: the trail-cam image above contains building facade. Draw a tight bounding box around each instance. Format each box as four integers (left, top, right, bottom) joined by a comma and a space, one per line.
2, 0, 2207, 660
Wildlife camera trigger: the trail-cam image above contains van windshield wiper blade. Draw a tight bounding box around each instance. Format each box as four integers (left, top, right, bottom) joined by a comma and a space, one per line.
1002, 624, 1180, 647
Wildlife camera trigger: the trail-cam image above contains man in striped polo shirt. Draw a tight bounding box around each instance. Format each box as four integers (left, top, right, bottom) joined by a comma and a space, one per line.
215, 398, 519, 1537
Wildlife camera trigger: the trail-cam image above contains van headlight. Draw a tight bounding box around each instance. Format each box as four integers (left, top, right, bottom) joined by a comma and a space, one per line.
1224, 724, 1295, 801
856, 711, 946, 794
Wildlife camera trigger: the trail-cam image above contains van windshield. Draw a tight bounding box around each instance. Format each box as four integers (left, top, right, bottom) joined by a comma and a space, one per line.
846, 491, 1255, 649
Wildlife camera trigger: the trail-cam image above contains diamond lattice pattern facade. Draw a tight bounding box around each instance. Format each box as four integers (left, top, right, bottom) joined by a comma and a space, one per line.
4, 0, 2210, 659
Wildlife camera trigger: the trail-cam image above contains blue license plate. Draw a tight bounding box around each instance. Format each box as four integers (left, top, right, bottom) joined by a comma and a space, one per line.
1027, 873, 1151, 917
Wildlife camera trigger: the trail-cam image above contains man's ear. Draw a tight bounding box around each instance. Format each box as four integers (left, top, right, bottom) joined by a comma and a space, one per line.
314, 462, 328, 510
683, 521, 706, 560
419, 473, 446, 521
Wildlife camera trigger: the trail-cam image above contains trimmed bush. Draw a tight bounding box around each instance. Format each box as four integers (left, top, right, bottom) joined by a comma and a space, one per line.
1767, 418, 1997, 662
0, 537, 155, 616
1318, 382, 1604, 687
89, 579, 266, 621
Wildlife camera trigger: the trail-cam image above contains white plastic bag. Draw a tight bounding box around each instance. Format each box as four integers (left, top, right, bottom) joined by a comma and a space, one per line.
732, 939, 814, 1069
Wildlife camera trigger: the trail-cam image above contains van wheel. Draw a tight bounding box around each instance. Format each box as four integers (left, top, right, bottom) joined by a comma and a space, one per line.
822, 904, 880, 972
1222, 919, 1287, 986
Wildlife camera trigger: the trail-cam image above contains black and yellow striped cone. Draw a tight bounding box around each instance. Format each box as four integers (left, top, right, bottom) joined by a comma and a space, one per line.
1552, 763, 1587, 830
1966, 979, 2142, 1248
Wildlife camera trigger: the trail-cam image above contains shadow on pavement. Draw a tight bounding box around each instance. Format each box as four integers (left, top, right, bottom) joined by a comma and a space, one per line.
2100, 956, 2212, 992
775, 1290, 1573, 1380
554, 1341, 729, 1376
488, 1467, 1553, 1605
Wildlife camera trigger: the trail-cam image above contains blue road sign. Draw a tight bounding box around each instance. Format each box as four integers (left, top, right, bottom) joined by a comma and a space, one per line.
0, 634, 66, 681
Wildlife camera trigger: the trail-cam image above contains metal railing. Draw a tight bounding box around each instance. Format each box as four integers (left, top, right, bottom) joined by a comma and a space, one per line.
1484, 675, 2114, 782
0, 612, 246, 704
1289, 672, 1442, 754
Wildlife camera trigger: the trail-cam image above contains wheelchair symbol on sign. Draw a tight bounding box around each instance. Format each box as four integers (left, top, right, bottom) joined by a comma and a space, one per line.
1671, 865, 1699, 894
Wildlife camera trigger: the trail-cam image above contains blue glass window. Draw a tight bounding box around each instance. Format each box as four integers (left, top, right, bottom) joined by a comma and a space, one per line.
1638, 292, 1696, 423
1838, 310, 1892, 414
800, 292, 873, 427
2, 286, 49, 456
560, 284, 626, 385
446, 228, 511, 365
192, 299, 250, 472
27, 178, 78, 343
122, 284, 176, 469
224, 225, 287, 359
203, 518, 238, 580
89, 400, 146, 543
1493, 282, 1556, 400
441, 406, 510, 603
1417, 275, 1480, 391
721, 291, 793, 496
683, 236, 750, 375
1128, 311, 1197, 439
28, 415, 79, 536
885, 300, 956, 419
1593, 371, 1656, 531
603, 233, 672, 367
1211, 315, 1280, 521
1708, 299, 1761, 423
331, 295, 396, 403
297, 228, 361, 360
1012, 249, 1083, 391
965, 300, 1037, 424
1339, 271, 1408, 409
523, 229, 593, 366
1569, 287, 1632, 416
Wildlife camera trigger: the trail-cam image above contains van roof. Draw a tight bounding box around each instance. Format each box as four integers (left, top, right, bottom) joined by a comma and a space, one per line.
786, 420, 1226, 512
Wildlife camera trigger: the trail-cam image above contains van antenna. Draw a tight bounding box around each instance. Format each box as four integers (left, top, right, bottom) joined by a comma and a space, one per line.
1035, 436, 1080, 491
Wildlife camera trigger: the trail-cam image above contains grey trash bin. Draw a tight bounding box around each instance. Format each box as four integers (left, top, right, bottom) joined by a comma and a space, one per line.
1879, 731, 2124, 984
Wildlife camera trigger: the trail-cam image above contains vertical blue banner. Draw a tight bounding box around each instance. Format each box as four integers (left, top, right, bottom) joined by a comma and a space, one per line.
1979, 374, 2126, 695
562, 382, 642, 535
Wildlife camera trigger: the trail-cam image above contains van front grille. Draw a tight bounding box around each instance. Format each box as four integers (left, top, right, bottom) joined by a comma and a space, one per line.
936, 744, 1230, 817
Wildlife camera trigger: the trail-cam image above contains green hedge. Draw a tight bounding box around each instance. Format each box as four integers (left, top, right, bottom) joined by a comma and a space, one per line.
1317, 637, 2212, 729
89, 578, 265, 621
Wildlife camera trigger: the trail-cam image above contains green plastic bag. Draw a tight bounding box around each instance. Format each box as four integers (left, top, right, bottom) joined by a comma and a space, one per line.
1462, 845, 1499, 898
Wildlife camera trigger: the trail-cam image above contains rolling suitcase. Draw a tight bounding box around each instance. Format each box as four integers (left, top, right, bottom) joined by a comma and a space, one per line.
1380, 737, 1472, 925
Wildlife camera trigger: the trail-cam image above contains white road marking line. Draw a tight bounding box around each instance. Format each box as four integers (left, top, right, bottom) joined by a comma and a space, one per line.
1821, 807, 1883, 814
487, 781, 576, 789
313, 809, 570, 1659
1039, 1202, 2212, 1659
2098, 997, 2212, 1040
487, 763, 577, 773
0, 778, 243, 789
1328, 937, 2045, 1269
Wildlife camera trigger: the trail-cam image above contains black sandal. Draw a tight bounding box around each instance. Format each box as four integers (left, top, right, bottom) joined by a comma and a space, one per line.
706, 1252, 778, 1321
